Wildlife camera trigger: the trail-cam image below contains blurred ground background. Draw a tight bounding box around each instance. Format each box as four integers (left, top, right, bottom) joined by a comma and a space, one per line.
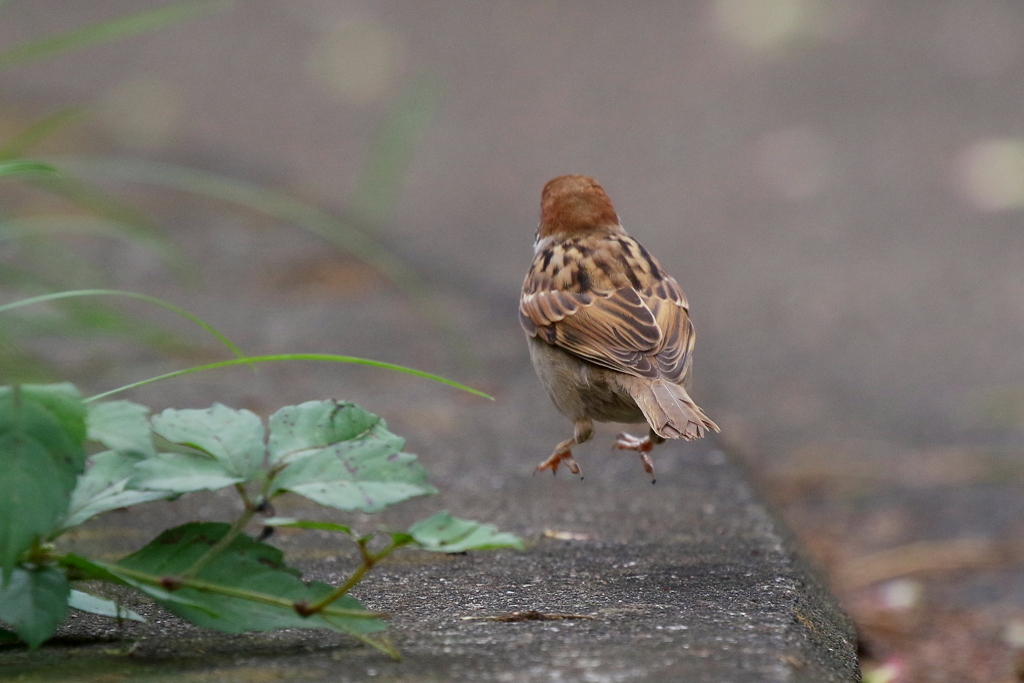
1, 0, 1024, 680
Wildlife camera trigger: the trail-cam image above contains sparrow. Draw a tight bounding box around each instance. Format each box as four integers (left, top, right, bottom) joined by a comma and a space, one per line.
519, 175, 719, 480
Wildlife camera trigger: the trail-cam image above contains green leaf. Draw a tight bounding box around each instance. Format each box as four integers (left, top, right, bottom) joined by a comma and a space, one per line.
268, 400, 381, 465
269, 401, 435, 513
151, 404, 264, 480
0, 0, 231, 72
63, 450, 172, 529
388, 532, 415, 546
0, 627, 18, 644
86, 400, 154, 457
260, 518, 352, 536
0, 565, 68, 648
64, 398, 165, 530
129, 452, 244, 493
275, 452, 435, 513
68, 589, 146, 623
115, 523, 385, 637
408, 512, 524, 553
0, 386, 87, 576
18, 383, 87, 445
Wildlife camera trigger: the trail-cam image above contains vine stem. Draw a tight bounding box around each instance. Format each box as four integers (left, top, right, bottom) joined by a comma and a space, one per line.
305, 537, 409, 614
79, 559, 385, 620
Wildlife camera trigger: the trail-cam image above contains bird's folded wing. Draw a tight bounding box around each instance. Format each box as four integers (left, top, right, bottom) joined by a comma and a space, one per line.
520, 277, 694, 382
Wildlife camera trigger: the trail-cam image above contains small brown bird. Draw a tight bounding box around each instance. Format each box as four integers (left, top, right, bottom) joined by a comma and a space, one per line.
520, 175, 719, 480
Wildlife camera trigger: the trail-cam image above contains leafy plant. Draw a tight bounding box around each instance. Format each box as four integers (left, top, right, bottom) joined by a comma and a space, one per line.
0, 385, 519, 656
0, 6, 496, 653
0, 289, 511, 657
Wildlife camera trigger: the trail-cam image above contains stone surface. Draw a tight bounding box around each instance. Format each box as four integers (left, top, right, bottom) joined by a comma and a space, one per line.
2, 448, 858, 682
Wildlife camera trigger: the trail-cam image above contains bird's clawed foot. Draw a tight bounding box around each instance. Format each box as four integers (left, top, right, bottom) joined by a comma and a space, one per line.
614, 432, 656, 482
534, 449, 582, 478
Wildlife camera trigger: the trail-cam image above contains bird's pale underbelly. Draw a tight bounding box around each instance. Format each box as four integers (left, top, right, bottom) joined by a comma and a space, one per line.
526, 336, 646, 424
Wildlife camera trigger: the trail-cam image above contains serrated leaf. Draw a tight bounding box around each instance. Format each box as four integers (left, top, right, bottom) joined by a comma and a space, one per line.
68, 589, 146, 622
0, 565, 68, 648
129, 452, 244, 493
408, 512, 524, 553
268, 400, 382, 465
0, 386, 86, 576
274, 449, 435, 513
86, 400, 154, 457
269, 401, 435, 513
261, 518, 352, 536
63, 450, 172, 529
115, 523, 384, 637
151, 404, 264, 480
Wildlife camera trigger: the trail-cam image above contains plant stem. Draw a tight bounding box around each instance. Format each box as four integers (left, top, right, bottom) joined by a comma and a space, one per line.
86, 560, 384, 620
234, 483, 254, 509
305, 537, 408, 614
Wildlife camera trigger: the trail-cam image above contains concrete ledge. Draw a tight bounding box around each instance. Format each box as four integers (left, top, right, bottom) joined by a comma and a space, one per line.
347, 448, 860, 683
1, 446, 859, 682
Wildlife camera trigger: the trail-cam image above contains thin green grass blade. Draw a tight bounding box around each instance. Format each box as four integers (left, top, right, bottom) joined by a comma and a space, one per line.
0, 160, 58, 180
41, 298, 190, 355
29, 170, 192, 279
85, 354, 494, 402
54, 156, 475, 368
0, 107, 86, 161
0, 1, 232, 72
352, 75, 440, 225
0, 264, 188, 355
0, 216, 170, 251
57, 157, 418, 292
0, 290, 245, 361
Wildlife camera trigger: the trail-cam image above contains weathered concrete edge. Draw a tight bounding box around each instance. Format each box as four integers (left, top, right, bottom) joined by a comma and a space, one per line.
727, 445, 861, 682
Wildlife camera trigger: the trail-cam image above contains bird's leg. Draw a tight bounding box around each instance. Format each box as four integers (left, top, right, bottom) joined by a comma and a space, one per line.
613, 427, 666, 481
535, 419, 593, 477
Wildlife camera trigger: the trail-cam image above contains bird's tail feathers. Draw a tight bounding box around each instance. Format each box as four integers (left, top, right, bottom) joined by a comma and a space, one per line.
624, 377, 719, 441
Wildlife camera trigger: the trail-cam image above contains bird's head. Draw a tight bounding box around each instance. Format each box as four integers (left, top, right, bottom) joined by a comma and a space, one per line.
538, 175, 621, 241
